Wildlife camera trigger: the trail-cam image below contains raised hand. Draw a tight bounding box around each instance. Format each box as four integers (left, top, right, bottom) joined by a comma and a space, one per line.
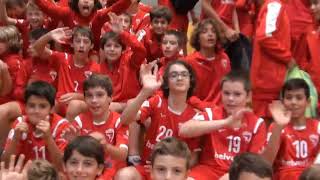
14, 119, 28, 140
227, 108, 251, 128
0, 154, 31, 180
224, 27, 239, 42
140, 62, 162, 93
107, 12, 123, 34
49, 27, 73, 44
61, 125, 79, 142
269, 100, 291, 127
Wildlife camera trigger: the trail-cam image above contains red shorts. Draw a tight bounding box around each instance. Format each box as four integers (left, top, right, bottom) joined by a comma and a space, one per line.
188, 164, 225, 180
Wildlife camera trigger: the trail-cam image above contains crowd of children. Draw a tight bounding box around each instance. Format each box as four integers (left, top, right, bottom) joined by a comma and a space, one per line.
1, 0, 320, 179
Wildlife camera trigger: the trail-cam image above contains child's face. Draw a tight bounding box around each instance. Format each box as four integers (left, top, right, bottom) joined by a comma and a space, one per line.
78, 0, 95, 17
151, 155, 188, 180
119, 14, 131, 31
85, 87, 112, 118
282, 88, 308, 120
7, 5, 26, 18
0, 42, 8, 55
73, 34, 93, 57
199, 23, 217, 50
168, 64, 190, 94
103, 39, 122, 63
222, 81, 249, 115
151, 17, 169, 35
26, 9, 44, 29
311, 1, 320, 21
25, 95, 52, 125
65, 150, 103, 180
162, 34, 180, 58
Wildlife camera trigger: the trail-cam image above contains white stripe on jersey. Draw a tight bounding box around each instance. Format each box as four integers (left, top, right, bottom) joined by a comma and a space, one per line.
265, 2, 281, 36
253, 118, 264, 134
74, 116, 83, 128
205, 108, 213, 121
52, 118, 68, 138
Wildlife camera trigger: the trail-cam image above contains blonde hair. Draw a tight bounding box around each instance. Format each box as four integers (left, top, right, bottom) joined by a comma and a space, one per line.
26, 2, 41, 11
0, 25, 21, 53
27, 160, 58, 180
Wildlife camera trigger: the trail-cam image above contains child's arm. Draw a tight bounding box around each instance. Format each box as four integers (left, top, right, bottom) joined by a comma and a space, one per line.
179, 108, 249, 138
120, 63, 162, 125
1, 121, 28, 164
37, 119, 63, 170
33, 0, 70, 23
261, 101, 290, 163
32, 27, 73, 58
105, 144, 128, 161
0, 60, 13, 96
0, 0, 18, 25
202, 0, 239, 41
232, 8, 240, 33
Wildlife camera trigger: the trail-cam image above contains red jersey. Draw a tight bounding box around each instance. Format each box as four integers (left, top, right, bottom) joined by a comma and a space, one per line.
5, 113, 69, 161
0, 53, 23, 104
184, 51, 231, 104
236, 0, 256, 37
202, 0, 236, 28
158, 54, 182, 77
48, 51, 100, 99
73, 111, 128, 171
136, 27, 163, 62
14, 57, 58, 101
251, 0, 291, 101
158, 0, 189, 33
100, 31, 146, 102
268, 119, 320, 179
138, 95, 204, 164
198, 106, 266, 177
131, 7, 150, 34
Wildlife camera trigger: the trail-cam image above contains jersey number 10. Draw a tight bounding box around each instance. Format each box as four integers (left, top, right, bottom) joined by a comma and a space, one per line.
292, 140, 308, 158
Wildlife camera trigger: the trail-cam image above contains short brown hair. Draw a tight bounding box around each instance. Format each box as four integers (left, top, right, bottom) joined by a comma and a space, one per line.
163, 30, 187, 47
0, 25, 21, 53
190, 18, 221, 51
150, 6, 172, 23
151, 137, 191, 169
229, 152, 272, 180
100, 31, 125, 50
73, 26, 93, 43
83, 74, 113, 97
221, 70, 251, 93
27, 160, 58, 180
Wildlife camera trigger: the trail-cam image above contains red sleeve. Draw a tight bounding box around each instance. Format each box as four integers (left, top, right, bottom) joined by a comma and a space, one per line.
248, 117, 267, 153
34, 0, 70, 23
115, 124, 129, 149
52, 119, 70, 151
255, 2, 292, 64
236, 0, 247, 9
119, 31, 146, 69
4, 118, 26, 155
139, 96, 159, 124
5, 56, 23, 92
49, 51, 68, 70
13, 61, 30, 101
91, 0, 131, 49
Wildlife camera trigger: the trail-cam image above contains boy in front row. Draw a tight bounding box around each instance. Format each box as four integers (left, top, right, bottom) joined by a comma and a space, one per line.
1, 81, 70, 170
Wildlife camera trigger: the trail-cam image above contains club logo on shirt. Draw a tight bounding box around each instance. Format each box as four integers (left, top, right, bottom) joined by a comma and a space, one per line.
105, 129, 115, 143
49, 71, 57, 80
84, 71, 93, 78
309, 134, 319, 147
242, 131, 252, 143
221, 59, 228, 69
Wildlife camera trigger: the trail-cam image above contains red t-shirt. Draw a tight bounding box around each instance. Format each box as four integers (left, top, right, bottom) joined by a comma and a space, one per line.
202, 0, 236, 28
136, 27, 163, 62
0, 53, 23, 104
198, 106, 266, 177
5, 113, 69, 161
269, 120, 320, 180
48, 51, 100, 99
138, 95, 204, 164
14, 57, 58, 101
184, 51, 231, 104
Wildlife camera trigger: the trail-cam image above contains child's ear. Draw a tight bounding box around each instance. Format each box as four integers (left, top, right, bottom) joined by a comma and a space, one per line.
97, 164, 104, 176
246, 91, 252, 104
90, 43, 94, 50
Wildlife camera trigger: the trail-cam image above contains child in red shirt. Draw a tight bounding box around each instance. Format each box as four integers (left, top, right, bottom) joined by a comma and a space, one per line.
180, 71, 267, 180
251, 0, 293, 119
185, 19, 231, 105
0, 25, 23, 104
115, 60, 204, 180
137, 6, 172, 62
32, 26, 100, 116
263, 79, 320, 180
2, 81, 69, 169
